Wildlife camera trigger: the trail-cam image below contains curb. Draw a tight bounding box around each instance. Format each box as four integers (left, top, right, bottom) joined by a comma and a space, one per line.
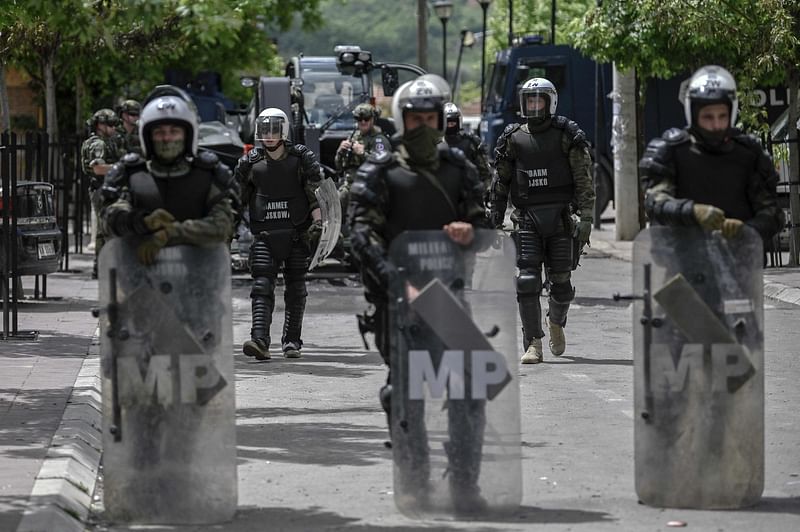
764, 281, 800, 306
16, 332, 102, 532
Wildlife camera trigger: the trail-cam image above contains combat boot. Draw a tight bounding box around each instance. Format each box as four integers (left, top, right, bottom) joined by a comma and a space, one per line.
282, 341, 302, 359
548, 318, 566, 356
243, 338, 271, 360
521, 338, 543, 364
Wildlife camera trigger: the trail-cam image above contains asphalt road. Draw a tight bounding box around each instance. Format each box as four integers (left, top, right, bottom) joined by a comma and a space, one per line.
89, 253, 800, 531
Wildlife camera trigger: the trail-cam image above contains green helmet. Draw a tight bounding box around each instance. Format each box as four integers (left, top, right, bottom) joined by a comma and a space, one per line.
91, 108, 119, 128
119, 99, 141, 116
353, 103, 377, 120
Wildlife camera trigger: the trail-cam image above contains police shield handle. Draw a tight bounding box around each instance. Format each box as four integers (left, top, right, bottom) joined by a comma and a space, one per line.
105, 268, 123, 442
408, 278, 512, 401
653, 273, 736, 344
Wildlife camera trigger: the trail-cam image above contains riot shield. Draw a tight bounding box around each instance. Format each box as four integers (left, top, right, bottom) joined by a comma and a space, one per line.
98, 239, 236, 524
388, 229, 521, 518
308, 177, 342, 270
632, 226, 763, 509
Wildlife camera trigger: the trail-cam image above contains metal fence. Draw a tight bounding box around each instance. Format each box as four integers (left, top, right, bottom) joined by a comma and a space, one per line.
1, 131, 90, 340
764, 129, 800, 268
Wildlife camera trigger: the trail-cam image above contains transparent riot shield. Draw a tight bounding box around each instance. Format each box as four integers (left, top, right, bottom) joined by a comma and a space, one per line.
309, 177, 342, 270
388, 229, 521, 518
98, 239, 236, 524
632, 226, 763, 509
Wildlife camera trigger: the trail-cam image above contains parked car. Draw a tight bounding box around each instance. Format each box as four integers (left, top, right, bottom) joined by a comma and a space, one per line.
0, 181, 62, 276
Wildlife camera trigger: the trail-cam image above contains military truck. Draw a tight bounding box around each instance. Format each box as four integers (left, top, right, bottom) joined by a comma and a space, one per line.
240, 45, 426, 178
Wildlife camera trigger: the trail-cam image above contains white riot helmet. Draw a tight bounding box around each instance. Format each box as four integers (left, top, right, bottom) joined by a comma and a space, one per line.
139, 85, 200, 158
255, 108, 290, 144
391, 78, 447, 135
519, 77, 558, 119
683, 65, 738, 127
418, 73, 452, 103
444, 102, 462, 134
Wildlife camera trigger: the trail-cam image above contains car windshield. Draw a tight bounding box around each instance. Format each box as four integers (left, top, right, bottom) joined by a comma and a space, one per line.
301, 67, 368, 130
0, 184, 55, 219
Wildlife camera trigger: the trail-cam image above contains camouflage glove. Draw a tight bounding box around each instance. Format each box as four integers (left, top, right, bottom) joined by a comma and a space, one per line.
693, 203, 725, 231
306, 219, 323, 251
137, 225, 172, 265
575, 218, 593, 248
721, 218, 744, 239
143, 208, 176, 232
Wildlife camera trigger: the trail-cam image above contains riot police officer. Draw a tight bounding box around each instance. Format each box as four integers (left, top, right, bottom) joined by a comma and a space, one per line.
235, 108, 323, 361
443, 102, 492, 193
489, 77, 595, 364
349, 77, 488, 512
100, 86, 237, 265
82, 108, 122, 277
640, 65, 783, 244
116, 99, 142, 155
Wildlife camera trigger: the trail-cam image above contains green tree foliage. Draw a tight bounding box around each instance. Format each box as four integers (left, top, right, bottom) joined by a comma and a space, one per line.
1, 0, 323, 137
572, 0, 800, 129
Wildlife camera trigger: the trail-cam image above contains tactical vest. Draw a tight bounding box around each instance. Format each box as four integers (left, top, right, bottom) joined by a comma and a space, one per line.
129, 167, 212, 221
509, 126, 573, 206
445, 134, 473, 159
248, 153, 310, 235
673, 141, 756, 222
383, 158, 463, 242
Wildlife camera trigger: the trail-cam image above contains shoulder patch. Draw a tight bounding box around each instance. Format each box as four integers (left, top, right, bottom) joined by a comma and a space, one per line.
121, 152, 144, 167
289, 143, 309, 157
247, 147, 264, 163
662, 127, 690, 144
501, 123, 521, 137
367, 149, 392, 165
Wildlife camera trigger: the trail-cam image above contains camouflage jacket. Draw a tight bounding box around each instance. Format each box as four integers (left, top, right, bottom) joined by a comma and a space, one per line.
81, 134, 121, 184
334, 126, 391, 186
100, 152, 236, 246
444, 130, 492, 188
114, 124, 142, 156
348, 144, 488, 297
640, 127, 784, 242
492, 117, 595, 219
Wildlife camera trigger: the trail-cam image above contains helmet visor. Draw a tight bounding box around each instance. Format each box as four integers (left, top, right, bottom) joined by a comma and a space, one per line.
255, 117, 285, 142
522, 92, 549, 119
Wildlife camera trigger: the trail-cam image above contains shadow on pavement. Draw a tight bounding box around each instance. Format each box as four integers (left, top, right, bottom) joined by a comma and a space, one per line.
751, 497, 800, 514
573, 296, 631, 308
0, 385, 73, 461
236, 420, 388, 467
553, 355, 633, 367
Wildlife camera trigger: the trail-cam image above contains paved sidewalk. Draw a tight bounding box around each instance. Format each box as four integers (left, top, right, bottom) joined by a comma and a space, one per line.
589, 224, 800, 306
3, 229, 800, 531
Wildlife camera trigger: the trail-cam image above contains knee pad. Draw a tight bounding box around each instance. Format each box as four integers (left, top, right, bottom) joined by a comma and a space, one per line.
250, 276, 275, 298
549, 273, 574, 302
516, 271, 542, 296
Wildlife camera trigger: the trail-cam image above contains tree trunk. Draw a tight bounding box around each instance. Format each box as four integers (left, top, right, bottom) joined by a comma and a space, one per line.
75, 72, 85, 138
0, 62, 10, 132
787, 67, 799, 266
44, 55, 58, 141
611, 63, 639, 241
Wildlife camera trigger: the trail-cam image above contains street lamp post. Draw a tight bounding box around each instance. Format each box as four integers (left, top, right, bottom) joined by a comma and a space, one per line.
453, 29, 475, 102
477, 0, 492, 112
433, 0, 454, 83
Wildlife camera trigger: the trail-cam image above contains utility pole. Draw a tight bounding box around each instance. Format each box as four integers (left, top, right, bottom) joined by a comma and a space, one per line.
417, 0, 428, 71
612, 64, 640, 241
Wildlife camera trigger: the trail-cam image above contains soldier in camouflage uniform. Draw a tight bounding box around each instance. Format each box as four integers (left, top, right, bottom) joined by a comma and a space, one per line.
100, 86, 237, 267
115, 99, 142, 155
81, 108, 122, 277
489, 77, 595, 364
335, 103, 390, 211
640, 65, 783, 245
443, 102, 492, 194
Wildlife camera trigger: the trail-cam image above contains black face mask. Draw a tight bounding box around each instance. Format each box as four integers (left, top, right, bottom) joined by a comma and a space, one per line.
402, 125, 442, 167
691, 126, 730, 150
